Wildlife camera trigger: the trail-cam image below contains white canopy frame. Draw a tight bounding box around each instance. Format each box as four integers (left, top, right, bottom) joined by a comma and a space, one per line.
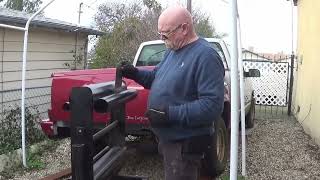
229, 0, 247, 179
0, 0, 57, 167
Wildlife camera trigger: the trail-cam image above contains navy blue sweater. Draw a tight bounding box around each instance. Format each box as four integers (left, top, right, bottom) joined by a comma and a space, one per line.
135, 38, 225, 142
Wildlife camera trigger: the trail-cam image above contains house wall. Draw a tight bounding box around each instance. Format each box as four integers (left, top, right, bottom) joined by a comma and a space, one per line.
293, 0, 320, 145
242, 51, 269, 61
0, 27, 88, 119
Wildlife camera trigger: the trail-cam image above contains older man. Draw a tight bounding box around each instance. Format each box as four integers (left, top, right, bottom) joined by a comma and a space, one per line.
121, 6, 225, 180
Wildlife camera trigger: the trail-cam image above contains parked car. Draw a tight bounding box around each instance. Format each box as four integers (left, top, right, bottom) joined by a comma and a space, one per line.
40, 38, 260, 176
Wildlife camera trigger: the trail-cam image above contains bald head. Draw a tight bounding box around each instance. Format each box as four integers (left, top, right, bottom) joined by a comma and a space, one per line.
158, 6, 198, 50
158, 6, 193, 29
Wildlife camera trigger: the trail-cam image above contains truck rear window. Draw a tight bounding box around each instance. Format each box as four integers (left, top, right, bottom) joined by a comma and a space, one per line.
136, 44, 166, 66
136, 42, 227, 69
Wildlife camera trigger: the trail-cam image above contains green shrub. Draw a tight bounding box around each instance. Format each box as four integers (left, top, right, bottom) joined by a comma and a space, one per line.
0, 106, 46, 154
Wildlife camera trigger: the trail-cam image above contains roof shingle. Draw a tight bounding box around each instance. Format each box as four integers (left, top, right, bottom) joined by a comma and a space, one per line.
0, 7, 104, 35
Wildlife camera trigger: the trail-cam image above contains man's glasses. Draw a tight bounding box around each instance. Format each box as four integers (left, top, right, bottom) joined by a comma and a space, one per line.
158, 24, 183, 40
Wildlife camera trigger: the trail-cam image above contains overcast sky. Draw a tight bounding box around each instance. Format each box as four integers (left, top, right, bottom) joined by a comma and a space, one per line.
42, 0, 297, 54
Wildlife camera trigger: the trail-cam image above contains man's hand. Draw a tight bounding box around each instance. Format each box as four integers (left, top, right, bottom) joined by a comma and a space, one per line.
120, 61, 138, 80
145, 107, 170, 127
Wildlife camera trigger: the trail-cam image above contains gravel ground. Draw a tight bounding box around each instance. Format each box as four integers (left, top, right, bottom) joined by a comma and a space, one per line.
4, 115, 320, 180
1, 138, 71, 180
245, 116, 320, 180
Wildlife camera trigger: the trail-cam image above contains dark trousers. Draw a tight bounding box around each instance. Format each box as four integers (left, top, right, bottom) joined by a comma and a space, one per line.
158, 140, 202, 180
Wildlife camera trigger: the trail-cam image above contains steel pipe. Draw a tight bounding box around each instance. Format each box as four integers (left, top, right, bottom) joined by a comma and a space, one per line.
93, 121, 118, 142
94, 89, 137, 113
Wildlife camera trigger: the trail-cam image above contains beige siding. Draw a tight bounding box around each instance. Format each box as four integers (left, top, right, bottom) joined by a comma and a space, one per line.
4, 41, 77, 52
0, 28, 3, 40
1, 28, 4, 104
0, 27, 89, 119
0, 29, 3, 90
0, 62, 2, 83
3, 50, 75, 61
3, 61, 69, 71
0, 28, 87, 87
5, 28, 78, 44
3, 69, 65, 82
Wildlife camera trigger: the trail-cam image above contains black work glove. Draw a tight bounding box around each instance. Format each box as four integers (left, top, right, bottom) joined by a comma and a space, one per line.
119, 61, 138, 80
145, 107, 170, 128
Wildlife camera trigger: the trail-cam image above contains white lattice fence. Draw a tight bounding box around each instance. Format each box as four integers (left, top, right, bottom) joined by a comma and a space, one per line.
244, 60, 289, 106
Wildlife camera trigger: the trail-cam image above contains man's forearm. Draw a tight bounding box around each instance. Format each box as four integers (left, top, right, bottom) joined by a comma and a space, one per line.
134, 69, 156, 89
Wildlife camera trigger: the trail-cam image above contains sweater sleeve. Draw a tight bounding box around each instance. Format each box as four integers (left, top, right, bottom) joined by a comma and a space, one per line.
134, 68, 157, 89
134, 50, 169, 89
168, 51, 225, 127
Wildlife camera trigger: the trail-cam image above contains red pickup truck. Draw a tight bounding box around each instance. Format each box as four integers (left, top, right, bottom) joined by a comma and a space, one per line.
40, 38, 259, 175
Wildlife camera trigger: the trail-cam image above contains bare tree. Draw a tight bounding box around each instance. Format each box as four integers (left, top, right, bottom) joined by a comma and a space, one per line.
91, 0, 224, 68
0, 0, 42, 13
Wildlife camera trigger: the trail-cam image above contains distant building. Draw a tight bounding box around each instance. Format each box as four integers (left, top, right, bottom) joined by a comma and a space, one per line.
242, 49, 271, 61
242, 48, 290, 62
258, 52, 290, 62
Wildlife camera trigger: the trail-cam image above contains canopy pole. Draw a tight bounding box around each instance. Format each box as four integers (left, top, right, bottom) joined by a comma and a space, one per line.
229, 0, 240, 179
0, 0, 57, 167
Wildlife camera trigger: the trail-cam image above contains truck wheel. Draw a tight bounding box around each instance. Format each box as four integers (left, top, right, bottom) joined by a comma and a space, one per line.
201, 116, 228, 177
245, 97, 256, 128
